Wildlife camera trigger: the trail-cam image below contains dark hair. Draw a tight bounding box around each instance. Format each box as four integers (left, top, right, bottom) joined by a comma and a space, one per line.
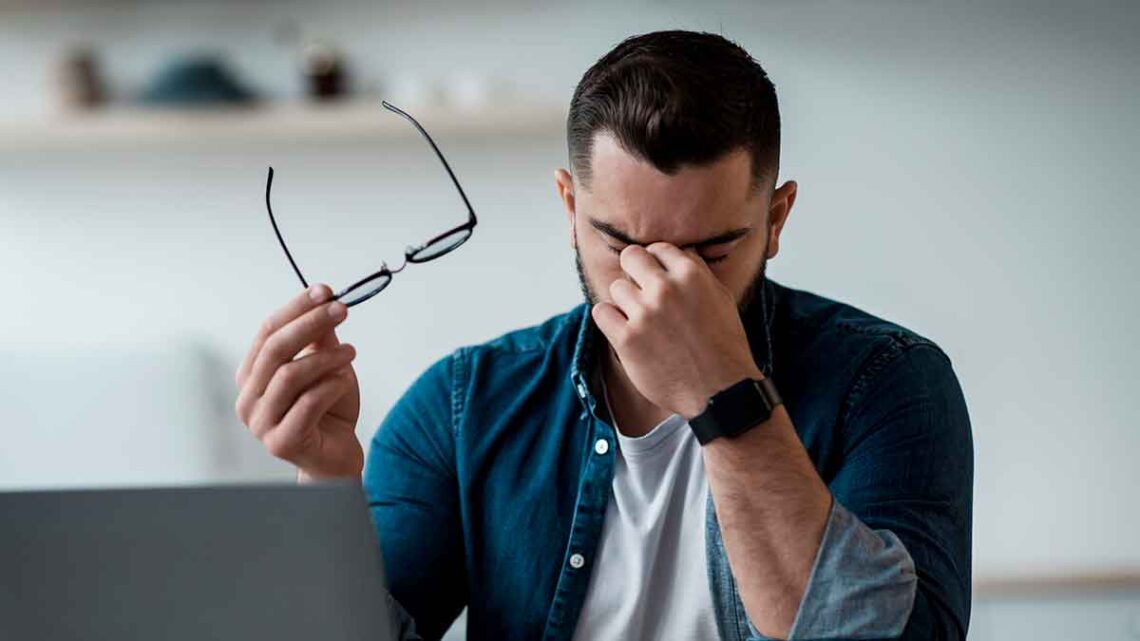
568, 30, 780, 189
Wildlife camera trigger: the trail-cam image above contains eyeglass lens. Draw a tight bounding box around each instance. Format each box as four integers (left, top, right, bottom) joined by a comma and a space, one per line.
409, 227, 474, 263
337, 272, 394, 307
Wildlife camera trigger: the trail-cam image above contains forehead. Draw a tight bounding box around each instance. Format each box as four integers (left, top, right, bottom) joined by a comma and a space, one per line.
580, 133, 761, 240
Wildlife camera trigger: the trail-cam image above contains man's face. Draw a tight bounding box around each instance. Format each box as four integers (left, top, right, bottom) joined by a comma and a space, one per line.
556, 133, 796, 315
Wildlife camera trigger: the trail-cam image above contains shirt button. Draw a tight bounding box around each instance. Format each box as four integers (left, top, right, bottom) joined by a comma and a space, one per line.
569, 553, 585, 569
594, 439, 610, 455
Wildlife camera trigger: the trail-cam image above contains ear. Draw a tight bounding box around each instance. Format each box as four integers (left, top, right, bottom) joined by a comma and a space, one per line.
555, 168, 577, 248
765, 179, 797, 259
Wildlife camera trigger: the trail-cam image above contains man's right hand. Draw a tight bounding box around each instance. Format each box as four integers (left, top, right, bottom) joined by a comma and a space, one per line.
235, 284, 363, 481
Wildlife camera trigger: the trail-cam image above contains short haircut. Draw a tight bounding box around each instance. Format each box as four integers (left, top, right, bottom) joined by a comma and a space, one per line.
568, 30, 781, 190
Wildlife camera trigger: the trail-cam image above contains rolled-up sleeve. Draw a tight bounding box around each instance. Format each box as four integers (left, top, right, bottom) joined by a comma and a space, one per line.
786, 500, 917, 639
783, 342, 974, 640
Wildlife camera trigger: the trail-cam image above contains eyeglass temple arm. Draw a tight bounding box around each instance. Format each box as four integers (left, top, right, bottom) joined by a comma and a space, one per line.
382, 100, 478, 226
265, 167, 311, 289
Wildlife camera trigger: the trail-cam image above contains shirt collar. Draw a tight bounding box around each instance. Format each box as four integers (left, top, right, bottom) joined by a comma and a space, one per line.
568, 303, 600, 415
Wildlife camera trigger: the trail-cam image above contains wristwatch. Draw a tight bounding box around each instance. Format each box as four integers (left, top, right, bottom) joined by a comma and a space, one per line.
689, 377, 783, 445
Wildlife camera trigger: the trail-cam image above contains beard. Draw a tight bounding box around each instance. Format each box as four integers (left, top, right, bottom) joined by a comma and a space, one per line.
573, 234, 768, 318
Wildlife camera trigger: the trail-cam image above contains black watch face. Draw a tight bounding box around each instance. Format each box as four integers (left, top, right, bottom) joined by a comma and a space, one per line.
692, 378, 780, 444
722, 381, 772, 436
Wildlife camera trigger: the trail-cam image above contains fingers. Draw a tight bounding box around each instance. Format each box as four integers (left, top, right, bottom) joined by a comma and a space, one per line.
644, 242, 703, 277
265, 374, 355, 461
249, 299, 348, 394
255, 343, 357, 430
236, 299, 349, 424
309, 324, 342, 351
608, 277, 643, 322
236, 284, 333, 387
591, 301, 629, 346
600, 242, 713, 339
618, 245, 666, 290
297, 324, 342, 364
619, 242, 710, 296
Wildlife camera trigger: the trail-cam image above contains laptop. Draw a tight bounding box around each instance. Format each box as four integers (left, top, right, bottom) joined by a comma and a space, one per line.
0, 482, 395, 641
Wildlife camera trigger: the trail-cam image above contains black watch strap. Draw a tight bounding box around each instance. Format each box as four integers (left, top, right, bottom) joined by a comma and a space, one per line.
689, 377, 782, 445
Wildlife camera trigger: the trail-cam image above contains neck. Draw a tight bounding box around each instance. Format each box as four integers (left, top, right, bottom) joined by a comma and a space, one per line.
600, 345, 672, 438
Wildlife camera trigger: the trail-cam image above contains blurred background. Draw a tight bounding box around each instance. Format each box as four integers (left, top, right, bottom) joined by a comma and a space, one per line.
0, 1, 1136, 639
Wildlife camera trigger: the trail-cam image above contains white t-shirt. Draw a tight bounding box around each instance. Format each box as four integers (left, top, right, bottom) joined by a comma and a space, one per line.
571, 411, 719, 641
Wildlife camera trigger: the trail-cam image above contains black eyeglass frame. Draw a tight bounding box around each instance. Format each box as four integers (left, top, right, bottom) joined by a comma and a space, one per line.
265, 100, 478, 308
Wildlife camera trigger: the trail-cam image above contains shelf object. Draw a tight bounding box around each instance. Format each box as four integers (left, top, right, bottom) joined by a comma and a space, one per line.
974, 569, 1140, 598
0, 100, 568, 152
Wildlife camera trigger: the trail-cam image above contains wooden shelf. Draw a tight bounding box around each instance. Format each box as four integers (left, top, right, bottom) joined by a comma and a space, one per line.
0, 100, 568, 152
974, 569, 1140, 598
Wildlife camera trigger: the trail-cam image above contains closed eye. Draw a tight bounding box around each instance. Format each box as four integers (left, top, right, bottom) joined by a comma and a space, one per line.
606, 245, 728, 265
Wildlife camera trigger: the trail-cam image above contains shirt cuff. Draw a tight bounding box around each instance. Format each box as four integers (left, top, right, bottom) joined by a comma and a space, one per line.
783, 498, 918, 640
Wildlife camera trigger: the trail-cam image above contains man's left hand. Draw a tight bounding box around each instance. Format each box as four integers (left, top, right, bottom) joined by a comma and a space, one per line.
592, 243, 763, 419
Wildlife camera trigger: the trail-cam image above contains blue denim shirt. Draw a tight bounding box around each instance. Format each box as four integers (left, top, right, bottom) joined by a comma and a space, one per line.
365, 280, 973, 640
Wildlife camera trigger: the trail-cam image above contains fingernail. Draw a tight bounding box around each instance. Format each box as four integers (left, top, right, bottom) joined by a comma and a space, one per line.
310, 285, 330, 303
328, 302, 347, 320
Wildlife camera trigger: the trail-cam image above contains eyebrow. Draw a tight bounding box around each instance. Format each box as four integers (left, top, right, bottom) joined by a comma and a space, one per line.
588, 217, 752, 250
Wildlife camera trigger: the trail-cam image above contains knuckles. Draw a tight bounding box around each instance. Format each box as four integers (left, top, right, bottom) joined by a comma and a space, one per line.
276, 361, 304, 389
261, 333, 289, 362
234, 395, 250, 425
293, 389, 322, 416
257, 317, 276, 343
641, 279, 672, 310
263, 431, 301, 460
246, 405, 272, 439
673, 261, 701, 283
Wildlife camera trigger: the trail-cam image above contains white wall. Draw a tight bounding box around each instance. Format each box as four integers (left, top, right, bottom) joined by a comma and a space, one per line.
1, 0, 1138, 630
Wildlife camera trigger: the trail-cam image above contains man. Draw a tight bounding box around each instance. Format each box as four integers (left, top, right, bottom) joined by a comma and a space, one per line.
235, 30, 972, 641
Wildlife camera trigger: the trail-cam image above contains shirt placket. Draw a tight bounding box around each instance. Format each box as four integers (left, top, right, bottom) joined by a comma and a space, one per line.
540, 373, 616, 641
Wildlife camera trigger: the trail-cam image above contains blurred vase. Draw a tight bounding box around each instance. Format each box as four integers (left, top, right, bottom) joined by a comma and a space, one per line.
57, 48, 104, 111
303, 42, 348, 101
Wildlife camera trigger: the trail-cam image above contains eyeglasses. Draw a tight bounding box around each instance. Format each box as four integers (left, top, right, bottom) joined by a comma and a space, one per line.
265, 100, 478, 308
